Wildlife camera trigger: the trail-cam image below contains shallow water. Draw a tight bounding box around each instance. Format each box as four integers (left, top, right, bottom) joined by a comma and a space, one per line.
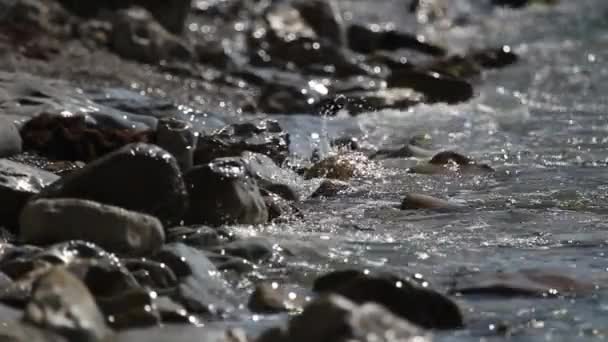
231, 1, 608, 340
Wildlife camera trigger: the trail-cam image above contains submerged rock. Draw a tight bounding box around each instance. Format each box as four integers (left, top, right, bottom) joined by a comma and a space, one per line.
347, 24, 445, 56
450, 268, 596, 297
0, 159, 59, 230
258, 295, 431, 342
242, 151, 301, 201
0, 117, 22, 158
20, 198, 165, 256
400, 193, 461, 211
313, 270, 463, 330
248, 282, 310, 314
410, 151, 494, 175
388, 70, 473, 104
309, 179, 350, 198
305, 153, 369, 181
23, 267, 112, 341
35, 143, 188, 226
184, 157, 268, 226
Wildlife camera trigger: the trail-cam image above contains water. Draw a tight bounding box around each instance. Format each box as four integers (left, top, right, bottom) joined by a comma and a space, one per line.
230, 1, 608, 340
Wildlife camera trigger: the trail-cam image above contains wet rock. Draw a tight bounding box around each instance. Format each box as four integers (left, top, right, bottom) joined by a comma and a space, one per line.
66, 258, 141, 299
471, 46, 519, 69
211, 238, 285, 263
110, 7, 193, 64
124, 259, 177, 291
156, 117, 198, 171
305, 153, 369, 181
184, 157, 268, 226
491, 0, 557, 8
9, 153, 85, 176
310, 179, 350, 198
56, 0, 191, 34
35, 143, 188, 226
313, 270, 463, 329
20, 113, 154, 162
23, 267, 111, 341
0, 117, 22, 158
347, 24, 445, 56
371, 142, 436, 159
0, 322, 68, 342
388, 70, 473, 104
96, 288, 160, 329
293, 0, 345, 46
20, 198, 165, 256
0, 159, 59, 230
409, 151, 494, 175
450, 268, 595, 297
331, 137, 360, 151
114, 325, 248, 342
263, 191, 303, 222
153, 243, 236, 315
166, 225, 234, 249
206, 253, 255, 274
258, 295, 431, 342
242, 151, 301, 201
248, 282, 310, 314
400, 193, 460, 211
330, 88, 426, 114
194, 120, 290, 166
0, 301, 21, 322
0, 0, 70, 35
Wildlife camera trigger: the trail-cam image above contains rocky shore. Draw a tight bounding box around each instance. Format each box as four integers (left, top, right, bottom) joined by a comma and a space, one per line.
0, 0, 598, 341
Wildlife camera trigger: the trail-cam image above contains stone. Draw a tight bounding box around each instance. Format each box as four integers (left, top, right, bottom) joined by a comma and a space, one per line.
56, 0, 191, 34
310, 179, 350, 198
409, 151, 494, 175
0, 322, 68, 342
248, 282, 310, 314
35, 143, 188, 226
0, 159, 59, 230
304, 153, 369, 181
110, 7, 193, 64
258, 295, 431, 342
400, 193, 460, 211
156, 117, 198, 171
166, 225, 234, 249
23, 267, 112, 341
0, 117, 22, 158
66, 258, 141, 298
347, 24, 445, 56
450, 268, 596, 297
293, 0, 345, 46
153, 243, 236, 315
211, 238, 284, 263
184, 157, 268, 226
242, 151, 301, 201
194, 120, 290, 166
313, 270, 463, 330
124, 258, 178, 291
263, 191, 303, 222
20, 198, 165, 256
96, 288, 160, 329
114, 325, 248, 342
387, 70, 473, 104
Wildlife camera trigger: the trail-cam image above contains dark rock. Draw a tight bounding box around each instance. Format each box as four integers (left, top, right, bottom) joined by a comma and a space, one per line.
66, 258, 141, 299
35, 143, 188, 226
0, 117, 22, 158
331, 137, 360, 151
20, 113, 154, 162
400, 193, 460, 211
313, 270, 463, 330
211, 238, 286, 263
450, 268, 595, 297
194, 120, 290, 166
124, 259, 178, 291
0, 322, 68, 342
258, 295, 430, 342
242, 151, 301, 201
328, 88, 426, 114
96, 288, 160, 329
23, 267, 112, 341
0, 159, 59, 230
292, 0, 345, 46
166, 225, 234, 248
184, 157, 268, 226
263, 191, 303, 222
8, 153, 84, 176
310, 179, 350, 198
110, 7, 193, 64
20, 198, 165, 256
153, 243, 236, 315
492, 0, 557, 8
304, 153, 369, 181
156, 117, 198, 171
56, 0, 191, 34
410, 151, 494, 175
205, 253, 255, 274
347, 24, 445, 56
248, 282, 310, 314
471, 46, 519, 69
387, 70, 473, 104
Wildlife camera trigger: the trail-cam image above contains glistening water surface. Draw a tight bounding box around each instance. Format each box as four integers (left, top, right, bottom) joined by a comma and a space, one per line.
231, 1, 608, 340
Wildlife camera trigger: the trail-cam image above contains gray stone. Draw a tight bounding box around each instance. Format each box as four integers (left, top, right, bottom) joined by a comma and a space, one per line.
400, 193, 461, 211
184, 157, 268, 226
156, 117, 198, 171
20, 198, 165, 256
0, 159, 59, 230
114, 325, 248, 342
0, 322, 68, 342
242, 152, 301, 201
0, 117, 22, 158
35, 143, 188, 226
23, 267, 112, 341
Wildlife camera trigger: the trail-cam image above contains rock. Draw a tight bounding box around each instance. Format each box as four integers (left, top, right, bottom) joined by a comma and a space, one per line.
331, 137, 360, 151
310, 179, 350, 198
114, 325, 248, 342
205, 253, 255, 274
0, 302, 21, 322
347, 24, 445, 56
56, 0, 191, 34
292, 0, 345, 46
387, 70, 473, 104
153, 243, 236, 315
248, 282, 310, 314
124, 259, 178, 291
184, 157, 268, 226
313, 270, 463, 330
305, 153, 369, 181
23, 267, 111, 341
211, 238, 286, 263
0, 0, 70, 35
0, 159, 59, 230
491, 0, 557, 8
263, 191, 303, 222
242, 151, 301, 201
0, 117, 22, 158
8, 153, 85, 177
409, 151, 494, 175
35, 143, 188, 226
20, 198, 165, 256
450, 268, 596, 297
110, 7, 193, 64
258, 295, 431, 342
194, 120, 290, 166
66, 258, 141, 298
20, 113, 154, 162
166, 225, 234, 249
400, 193, 460, 211
96, 288, 160, 329
328, 88, 426, 114
471, 46, 519, 69
0, 322, 68, 342
156, 117, 198, 171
